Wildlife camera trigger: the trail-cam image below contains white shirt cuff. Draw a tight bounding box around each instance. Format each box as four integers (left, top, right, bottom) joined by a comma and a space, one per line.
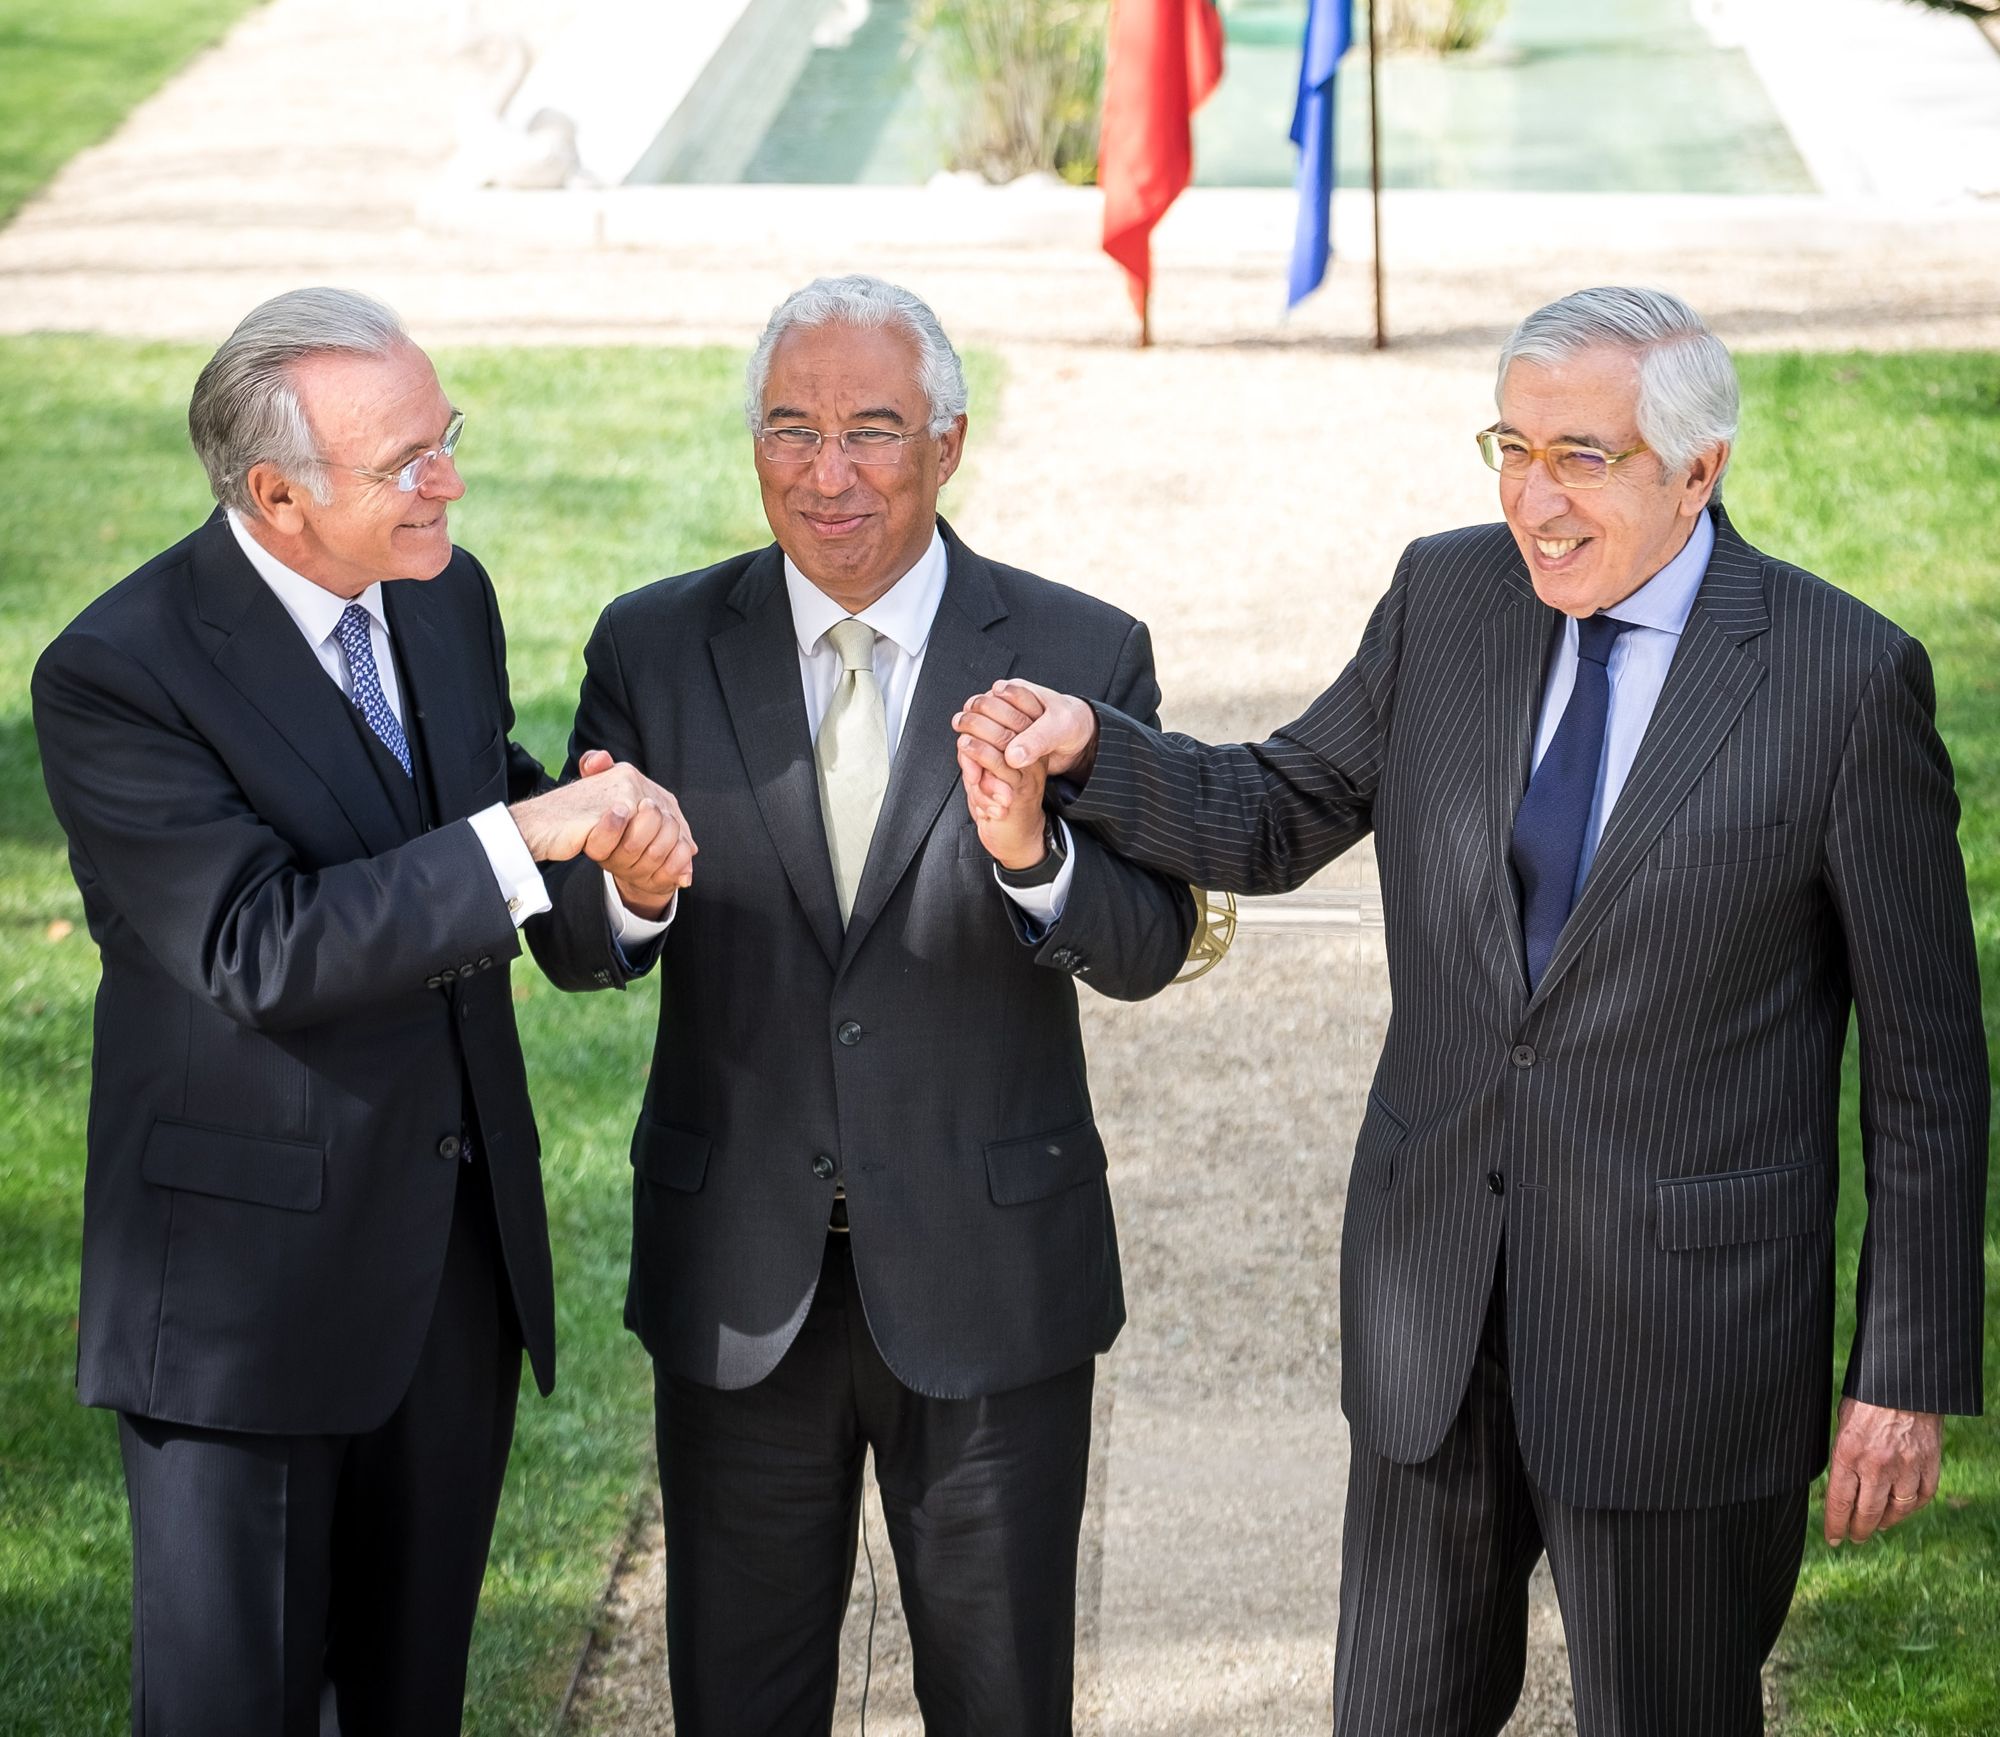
993, 818, 1075, 930
470, 803, 550, 928
606, 872, 676, 944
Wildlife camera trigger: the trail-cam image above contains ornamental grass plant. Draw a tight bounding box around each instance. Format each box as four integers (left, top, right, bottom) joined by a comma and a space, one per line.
912, 0, 1110, 183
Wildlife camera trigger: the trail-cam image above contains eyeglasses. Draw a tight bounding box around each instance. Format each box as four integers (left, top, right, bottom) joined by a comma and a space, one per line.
756, 425, 923, 467
1475, 425, 1648, 491
343, 411, 465, 493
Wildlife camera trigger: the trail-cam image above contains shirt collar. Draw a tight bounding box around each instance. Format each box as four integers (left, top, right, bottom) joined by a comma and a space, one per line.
784, 525, 949, 661
226, 508, 388, 645
1608, 507, 1714, 637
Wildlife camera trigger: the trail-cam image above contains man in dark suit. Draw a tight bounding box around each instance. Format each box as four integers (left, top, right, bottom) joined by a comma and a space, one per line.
955, 287, 1988, 1734
32, 287, 693, 1736
529, 274, 1195, 1733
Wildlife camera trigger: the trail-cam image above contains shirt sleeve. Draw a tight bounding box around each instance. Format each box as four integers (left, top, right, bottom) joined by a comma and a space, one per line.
991, 818, 1075, 935
606, 873, 676, 944
468, 803, 552, 927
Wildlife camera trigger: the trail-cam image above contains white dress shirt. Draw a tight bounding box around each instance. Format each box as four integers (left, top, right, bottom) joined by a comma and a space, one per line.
1529, 507, 1715, 894
227, 509, 553, 927
784, 527, 1073, 926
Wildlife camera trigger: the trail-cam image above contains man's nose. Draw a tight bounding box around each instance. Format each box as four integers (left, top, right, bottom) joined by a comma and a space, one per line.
1517, 459, 1569, 520
420, 455, 466, 503
808, 438, 858, 494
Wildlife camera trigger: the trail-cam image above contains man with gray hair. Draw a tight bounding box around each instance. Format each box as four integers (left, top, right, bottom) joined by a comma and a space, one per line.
956, 286, 1987, 1732
529, 273, 1195, 1731
32, 286, 693, 1734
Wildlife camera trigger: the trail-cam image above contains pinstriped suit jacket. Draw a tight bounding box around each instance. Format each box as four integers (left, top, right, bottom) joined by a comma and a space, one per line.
1064, 505, 1987, 1510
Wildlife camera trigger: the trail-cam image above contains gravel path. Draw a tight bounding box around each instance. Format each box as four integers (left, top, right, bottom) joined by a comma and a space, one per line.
8, 5, 1995, 1730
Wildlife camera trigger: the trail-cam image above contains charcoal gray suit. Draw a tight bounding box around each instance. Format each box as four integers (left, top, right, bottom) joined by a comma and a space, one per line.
1056, 505, 1987, 1732
531, 519, 1195, 1732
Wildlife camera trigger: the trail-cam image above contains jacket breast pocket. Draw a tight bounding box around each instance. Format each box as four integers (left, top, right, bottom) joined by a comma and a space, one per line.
632, 1116, 711, 1193
141, 1117, 324, 1212
1651, 821, 1789, 871
986, 1117, 1106, 1206
1655, 1159, 1830, 1251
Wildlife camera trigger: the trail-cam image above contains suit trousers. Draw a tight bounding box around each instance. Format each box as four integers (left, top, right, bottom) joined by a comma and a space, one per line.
654, 1234, 1096, 1737
116, 1161, 522, 1737
1333, 1256, 1808, 1737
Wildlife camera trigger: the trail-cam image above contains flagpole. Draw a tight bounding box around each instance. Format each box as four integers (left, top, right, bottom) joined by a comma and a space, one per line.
1367, 0, 1386, 349
1140, 289, 1152, 349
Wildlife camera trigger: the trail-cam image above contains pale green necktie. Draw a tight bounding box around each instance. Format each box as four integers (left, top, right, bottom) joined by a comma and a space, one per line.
817, 618, 890, 924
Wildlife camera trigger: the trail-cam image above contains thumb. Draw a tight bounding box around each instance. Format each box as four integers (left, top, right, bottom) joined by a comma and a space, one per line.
1004, 692, 1074, 768
577, 748, 615, 778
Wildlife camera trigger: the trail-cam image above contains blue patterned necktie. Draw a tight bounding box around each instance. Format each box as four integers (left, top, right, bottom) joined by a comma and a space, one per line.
1510, 612, 1633, 990
333, 602, 412, 778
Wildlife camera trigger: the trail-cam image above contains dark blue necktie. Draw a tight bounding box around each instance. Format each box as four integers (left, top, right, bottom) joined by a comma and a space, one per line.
333, 602, 412, 779
1510, 612, 1632, 990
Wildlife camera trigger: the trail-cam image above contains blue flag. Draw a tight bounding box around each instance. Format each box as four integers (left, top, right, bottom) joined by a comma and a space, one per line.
1288, 0, 1354, 307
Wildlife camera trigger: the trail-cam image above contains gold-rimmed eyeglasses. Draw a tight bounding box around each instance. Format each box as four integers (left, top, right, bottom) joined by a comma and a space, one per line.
1476, 425, 1648, 491
757, 425, 924, 467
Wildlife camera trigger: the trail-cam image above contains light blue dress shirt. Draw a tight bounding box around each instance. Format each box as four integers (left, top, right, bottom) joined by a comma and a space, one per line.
1528, 507, 1715, 895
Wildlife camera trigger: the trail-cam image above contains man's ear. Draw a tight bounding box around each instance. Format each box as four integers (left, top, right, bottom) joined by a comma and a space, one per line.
935, 414, 969, 491
1681, 441, 1729, 517
244, 461, 310, 536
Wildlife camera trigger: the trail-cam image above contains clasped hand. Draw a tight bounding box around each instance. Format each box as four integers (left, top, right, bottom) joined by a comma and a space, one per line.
510, 750, 697, 919
952, 679, 1096, 866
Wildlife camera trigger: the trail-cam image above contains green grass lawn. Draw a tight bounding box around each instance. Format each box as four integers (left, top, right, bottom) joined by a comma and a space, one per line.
0, 0, 260, 226
0, 334, 997, 1733
1726, 353, 2000, 1736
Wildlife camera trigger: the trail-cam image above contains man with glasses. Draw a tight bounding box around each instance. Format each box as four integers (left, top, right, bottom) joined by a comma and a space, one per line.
529, 274, 1195, 1732
955, 287, 1986, 1733
32, 287, 692, 1734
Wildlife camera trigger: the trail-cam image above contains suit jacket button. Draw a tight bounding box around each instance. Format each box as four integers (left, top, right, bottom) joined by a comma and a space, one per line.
440, 967, 458, 984
837, 1020, 863, 1047
1488, 1171, 1506, 1194
1051, 947, 1075, 968
425, 975, 444, 989
438, 1135, 464, 1161
477, 956, 493, 969
812, 1154, 837, 1181
1510, 1044, 1537, 1068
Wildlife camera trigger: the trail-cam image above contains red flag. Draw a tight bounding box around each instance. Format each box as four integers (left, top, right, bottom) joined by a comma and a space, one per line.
1099, 0, 1225, 334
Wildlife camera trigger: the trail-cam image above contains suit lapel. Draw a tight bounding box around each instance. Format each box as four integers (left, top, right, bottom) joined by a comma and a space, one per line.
1529, 510, 1771, 1007
711, 548, 846, 969
194, 520, 409, 858
1481, 558, 1562, 998
838, 533, 1015, 971
383, 576, 474, 825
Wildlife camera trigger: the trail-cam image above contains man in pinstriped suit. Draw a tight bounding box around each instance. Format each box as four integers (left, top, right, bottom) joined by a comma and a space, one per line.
953, 288, 1988, 1734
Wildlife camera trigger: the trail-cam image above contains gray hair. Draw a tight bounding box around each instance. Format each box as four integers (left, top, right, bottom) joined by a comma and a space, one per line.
1497, 286, 1738, 484
745, 275, 968, 437
189, 287, 410, 514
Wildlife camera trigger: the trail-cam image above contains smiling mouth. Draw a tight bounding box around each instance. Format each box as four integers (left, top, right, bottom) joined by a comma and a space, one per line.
400, 511, 444, 531
802, 512, 868, 536
1533, 535, 1589, 562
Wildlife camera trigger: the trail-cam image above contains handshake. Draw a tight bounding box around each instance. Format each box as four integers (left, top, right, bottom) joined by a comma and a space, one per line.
952, 679, 1099, 869
510, 749, 697, 920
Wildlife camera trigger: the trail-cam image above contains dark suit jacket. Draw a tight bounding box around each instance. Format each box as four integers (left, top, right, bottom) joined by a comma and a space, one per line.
32, 514, 601, 1434
1061, 505, 1988, 1508
531, 521, 1197, 1400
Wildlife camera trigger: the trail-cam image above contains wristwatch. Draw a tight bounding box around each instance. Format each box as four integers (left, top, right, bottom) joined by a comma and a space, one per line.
995, 815, 1067, 888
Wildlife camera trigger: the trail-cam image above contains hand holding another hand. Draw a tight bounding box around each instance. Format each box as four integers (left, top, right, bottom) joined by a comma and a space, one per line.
510, 751, 698, 919
954, 722, 1049, 870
